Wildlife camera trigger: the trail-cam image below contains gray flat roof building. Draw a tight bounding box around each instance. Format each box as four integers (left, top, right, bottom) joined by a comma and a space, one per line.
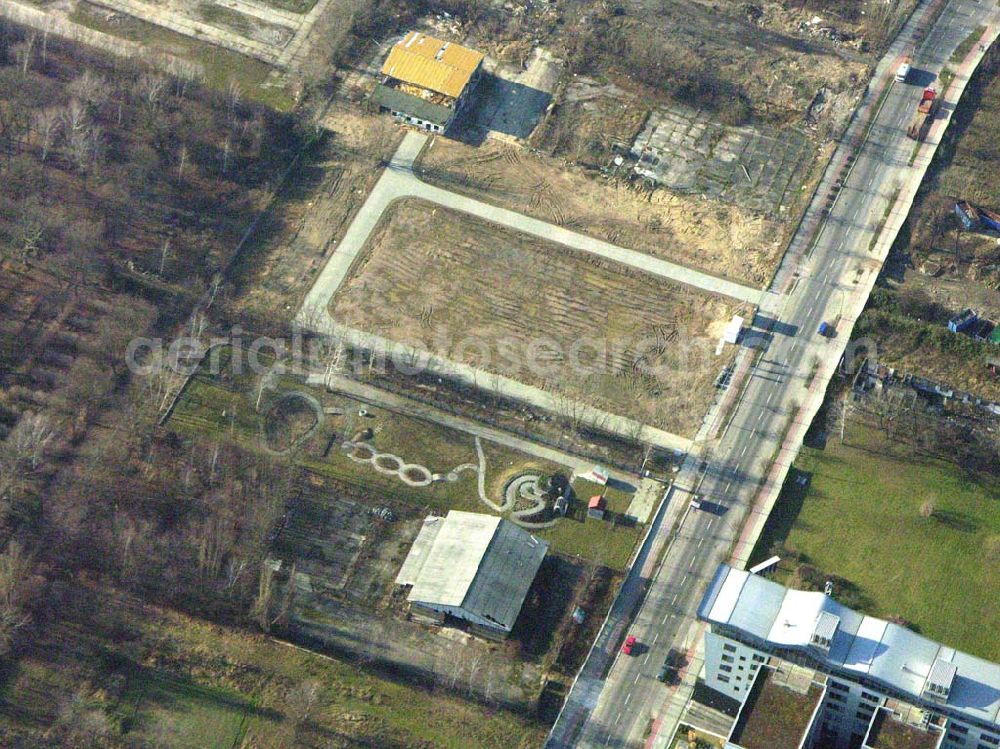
698, 564, 1000, 734
396, 511, 548, 637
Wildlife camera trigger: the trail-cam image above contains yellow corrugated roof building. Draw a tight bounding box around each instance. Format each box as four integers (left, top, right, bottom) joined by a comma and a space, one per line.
381, 31, 484, 99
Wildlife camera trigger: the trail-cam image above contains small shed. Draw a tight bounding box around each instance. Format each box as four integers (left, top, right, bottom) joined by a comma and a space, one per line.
587, 495, 606, 520
948, 308, 977, 334
722, 315, 744, 345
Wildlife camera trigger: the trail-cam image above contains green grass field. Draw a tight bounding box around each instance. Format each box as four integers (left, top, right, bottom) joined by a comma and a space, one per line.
124, 671, 259, 748
950, 25, 988, 64
165, 351, 644, 569
751, 421, 1000, 660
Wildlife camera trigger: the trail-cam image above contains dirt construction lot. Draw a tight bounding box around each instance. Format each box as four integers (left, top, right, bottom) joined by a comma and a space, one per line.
330, 199, 746, 436
417, 137, 785, 287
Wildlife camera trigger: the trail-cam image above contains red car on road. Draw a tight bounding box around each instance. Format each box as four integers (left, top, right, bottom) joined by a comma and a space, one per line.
622, 635, 637, 655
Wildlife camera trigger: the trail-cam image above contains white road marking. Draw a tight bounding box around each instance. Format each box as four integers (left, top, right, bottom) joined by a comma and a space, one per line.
688, 557, 695, 570
634, 672, 641, 685
698, 537, 704, 548
740, 444, 749, 457
724, 481, 732, 492
644, 652, 651, 665
616, 711, 622, 725
653, 632, 660, 645
671, 593, 679, 606
707, 518, 715, 530
661, 612, 669, 625
766, 390, 775, 405
625, 692, 632, 706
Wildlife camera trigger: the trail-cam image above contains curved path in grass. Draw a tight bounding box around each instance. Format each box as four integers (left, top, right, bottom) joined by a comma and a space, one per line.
342, 434, 557, 528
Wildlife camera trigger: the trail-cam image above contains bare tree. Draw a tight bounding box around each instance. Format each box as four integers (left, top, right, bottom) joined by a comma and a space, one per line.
168, 58, 199, 99
285, 680, 322, 739
862, 0, 904, 50
12, 198, 46, 261
177, 143, 189, 179
68, 69, 107, 108
0, 541, 34, 657
0, 460, 18, 523
446, 648, 465, 690
482, 667, 498, 706
252, 561, 275, 631
33, 107, 61, 162
8, 412, 55, 470
194, 512, 233, 583
226, 79, 243, 125
62, 98, 89, 137
67, 123, 102, 174
467, 652, 485, 698
14, 32, 36, 75
138, 72, 167, 114
252, 561, 295, 632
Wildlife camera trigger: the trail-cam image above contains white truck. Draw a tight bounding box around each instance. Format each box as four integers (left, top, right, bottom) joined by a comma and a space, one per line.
895, 61, 911, 83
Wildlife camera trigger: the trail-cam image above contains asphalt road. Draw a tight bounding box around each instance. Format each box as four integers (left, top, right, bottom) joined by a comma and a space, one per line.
551, 0, 997, 746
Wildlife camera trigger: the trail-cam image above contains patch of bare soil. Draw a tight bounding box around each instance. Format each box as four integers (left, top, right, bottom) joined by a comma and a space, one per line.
231, 106, 403, 326
330, 199, 746, 437
418, 137, 784, 287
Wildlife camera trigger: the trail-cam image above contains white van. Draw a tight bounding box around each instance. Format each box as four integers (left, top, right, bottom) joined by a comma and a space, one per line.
895, 62, 911, 83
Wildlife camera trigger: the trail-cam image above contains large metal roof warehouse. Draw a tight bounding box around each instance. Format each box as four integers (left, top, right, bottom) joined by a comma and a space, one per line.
395, 511, 549, 640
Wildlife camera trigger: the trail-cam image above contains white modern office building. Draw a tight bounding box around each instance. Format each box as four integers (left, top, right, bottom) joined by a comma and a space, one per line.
696, 564, 1000, 749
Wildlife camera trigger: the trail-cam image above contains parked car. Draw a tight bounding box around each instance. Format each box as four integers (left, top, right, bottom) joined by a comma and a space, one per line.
622, 635, 637, 656
657, 648, 687, 684
818, 321, 832, 337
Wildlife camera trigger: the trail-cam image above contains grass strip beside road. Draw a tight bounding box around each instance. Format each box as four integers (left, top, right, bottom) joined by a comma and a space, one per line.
951, 25, 989, 64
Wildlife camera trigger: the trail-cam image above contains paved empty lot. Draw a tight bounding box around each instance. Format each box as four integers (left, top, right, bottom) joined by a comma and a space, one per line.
632, 105, 815, 216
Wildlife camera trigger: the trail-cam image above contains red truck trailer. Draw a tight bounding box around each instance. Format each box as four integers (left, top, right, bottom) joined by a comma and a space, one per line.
906, 88, 939, 141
